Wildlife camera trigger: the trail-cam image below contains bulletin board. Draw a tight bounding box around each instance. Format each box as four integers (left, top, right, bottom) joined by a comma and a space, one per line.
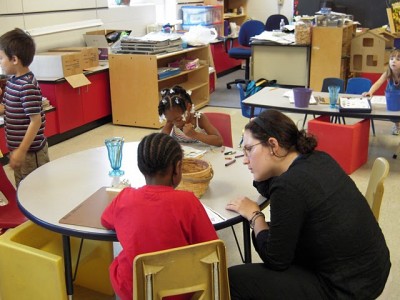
295, 0, 390, 29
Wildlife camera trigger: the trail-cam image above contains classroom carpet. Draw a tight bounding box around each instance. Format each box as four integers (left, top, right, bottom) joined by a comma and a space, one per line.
208, 69, 244, 109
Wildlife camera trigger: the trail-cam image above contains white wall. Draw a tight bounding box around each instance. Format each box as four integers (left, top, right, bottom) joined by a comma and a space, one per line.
0, 0, 156, 52
246, 0, 294, 23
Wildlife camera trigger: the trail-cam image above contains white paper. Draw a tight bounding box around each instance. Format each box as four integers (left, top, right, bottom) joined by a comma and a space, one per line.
339, 97, 371, 109
370, 96, 386, 105
252, 31, 295, 45
202, 204, 226, 224
181, 145, 207, 158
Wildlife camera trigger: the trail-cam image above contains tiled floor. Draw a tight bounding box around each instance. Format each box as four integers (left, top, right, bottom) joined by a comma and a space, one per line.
2, 106, 399, 299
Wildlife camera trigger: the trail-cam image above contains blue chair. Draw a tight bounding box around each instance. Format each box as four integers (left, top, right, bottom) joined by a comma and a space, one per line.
265, 14, 289, 31
346, 77, 375, 135
225, 20, 266, 89
236, 83, 265, 118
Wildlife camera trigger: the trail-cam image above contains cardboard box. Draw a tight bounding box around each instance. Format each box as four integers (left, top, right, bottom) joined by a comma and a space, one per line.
30, 52, 83, 78
84, 30, 118, 60
49, 47, 99, 69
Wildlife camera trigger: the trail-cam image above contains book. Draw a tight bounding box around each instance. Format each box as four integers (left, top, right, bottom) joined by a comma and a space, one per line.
339, 97, 372, 113
157, 67, 181, 80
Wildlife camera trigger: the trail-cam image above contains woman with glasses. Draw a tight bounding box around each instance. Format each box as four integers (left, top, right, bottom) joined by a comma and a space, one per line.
226, 110, 390, 299
158, 85, 223, 146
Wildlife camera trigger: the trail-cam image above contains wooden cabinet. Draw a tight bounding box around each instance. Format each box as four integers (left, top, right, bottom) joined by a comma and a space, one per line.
40, 70, 111, 133
109, 46, 210, 129
309, 24, 356, 91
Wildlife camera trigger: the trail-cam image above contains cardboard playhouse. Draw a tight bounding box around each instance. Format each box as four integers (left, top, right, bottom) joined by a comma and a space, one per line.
350, 28, 396, 73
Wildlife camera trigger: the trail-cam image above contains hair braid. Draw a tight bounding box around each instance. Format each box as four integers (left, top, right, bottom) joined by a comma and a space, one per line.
138, 133, 183, 176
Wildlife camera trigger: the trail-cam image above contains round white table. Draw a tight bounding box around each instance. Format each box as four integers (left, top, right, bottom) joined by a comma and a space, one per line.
17, 142, 266, 298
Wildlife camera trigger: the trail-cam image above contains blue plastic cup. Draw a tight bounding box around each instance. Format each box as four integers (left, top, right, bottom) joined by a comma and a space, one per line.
385, 91, 400, 111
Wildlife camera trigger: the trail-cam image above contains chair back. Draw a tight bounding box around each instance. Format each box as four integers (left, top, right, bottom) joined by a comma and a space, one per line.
345, 77, 372, 94
236, 83, 265, 118
0, 166, 27, 231
365, 157, 389, 221
133, 239, 230, 300
265, 14, 289, 31
202, 112, 233, 148
238, 20, 265, 47
321, 77, 345, 93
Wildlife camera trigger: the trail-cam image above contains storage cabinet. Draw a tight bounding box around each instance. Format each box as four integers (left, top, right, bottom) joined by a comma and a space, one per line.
109, 46, 210, 129
205, 0, 248, 34
210, 39, 241, 76
39, 70, 111, 133
309, 24, 356, 91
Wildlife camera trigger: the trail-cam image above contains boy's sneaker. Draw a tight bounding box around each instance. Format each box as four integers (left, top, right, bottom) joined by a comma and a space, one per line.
392, 125, 400, 135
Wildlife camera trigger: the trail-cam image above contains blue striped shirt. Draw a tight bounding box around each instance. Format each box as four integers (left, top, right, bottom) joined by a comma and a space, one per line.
3, 72, 46, 151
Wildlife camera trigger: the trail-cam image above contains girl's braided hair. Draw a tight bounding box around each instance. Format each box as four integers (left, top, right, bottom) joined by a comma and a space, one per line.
137, 132, 183, 176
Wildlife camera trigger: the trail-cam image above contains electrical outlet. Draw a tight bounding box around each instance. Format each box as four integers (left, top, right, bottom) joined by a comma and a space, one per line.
278, 0, 284, 5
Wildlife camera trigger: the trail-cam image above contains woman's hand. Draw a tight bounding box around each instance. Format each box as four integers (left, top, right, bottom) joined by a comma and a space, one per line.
226, 196, 261, 221
362, 91, 372, 97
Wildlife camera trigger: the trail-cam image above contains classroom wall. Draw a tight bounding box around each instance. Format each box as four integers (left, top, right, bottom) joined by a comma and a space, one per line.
0, 0, 156, 52
247, 0, 295, 24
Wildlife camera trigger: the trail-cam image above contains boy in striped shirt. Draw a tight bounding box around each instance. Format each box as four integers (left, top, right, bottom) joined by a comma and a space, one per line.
0, 28, 49, 186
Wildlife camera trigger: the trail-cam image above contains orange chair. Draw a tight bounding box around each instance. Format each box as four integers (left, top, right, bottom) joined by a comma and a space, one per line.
0, 165, 27, 234
202, 112, 233, 148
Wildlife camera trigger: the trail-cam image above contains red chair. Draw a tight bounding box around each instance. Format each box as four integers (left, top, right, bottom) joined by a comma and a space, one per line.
0, 166, 27, 234
202, 112, 233, 148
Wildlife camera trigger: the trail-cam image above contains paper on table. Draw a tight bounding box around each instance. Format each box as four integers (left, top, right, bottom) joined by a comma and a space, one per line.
182, 145, 207, 158
339, 97, 371, 109
370, 96, 386, 105
252, 31, 295, 45
284, 90, 317, 104
202, 204, 226, 224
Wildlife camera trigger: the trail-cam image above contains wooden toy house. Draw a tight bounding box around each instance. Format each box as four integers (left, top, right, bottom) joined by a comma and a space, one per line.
350, 29, 395, 73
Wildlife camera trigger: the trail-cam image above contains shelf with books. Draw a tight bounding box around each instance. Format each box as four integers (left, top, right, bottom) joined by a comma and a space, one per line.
109, 46, 210, 128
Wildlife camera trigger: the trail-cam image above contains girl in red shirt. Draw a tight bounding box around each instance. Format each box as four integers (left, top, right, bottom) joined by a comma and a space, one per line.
101, 133, 218, 300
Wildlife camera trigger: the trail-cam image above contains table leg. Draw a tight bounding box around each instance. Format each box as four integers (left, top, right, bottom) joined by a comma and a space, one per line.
62, 235, 74, 299
250, 106, 255, 118
242, 220, 252, 263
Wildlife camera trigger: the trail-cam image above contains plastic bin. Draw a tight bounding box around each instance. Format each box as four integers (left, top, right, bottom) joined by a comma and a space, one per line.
182, 5, 223, 25
308, 116, 370, 174
182, 22, 223, 37
385, 91, 400, 111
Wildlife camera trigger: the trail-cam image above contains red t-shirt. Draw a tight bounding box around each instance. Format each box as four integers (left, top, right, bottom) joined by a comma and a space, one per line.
101, 185, 218, 300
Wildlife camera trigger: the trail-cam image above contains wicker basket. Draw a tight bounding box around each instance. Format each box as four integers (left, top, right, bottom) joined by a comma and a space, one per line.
176, 158, 213, 198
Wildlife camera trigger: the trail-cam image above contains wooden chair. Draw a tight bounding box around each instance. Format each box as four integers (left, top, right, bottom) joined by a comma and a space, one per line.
202, 112, 233, 148
365, 157, 389, 221
0, 165, 27, 234
133, 239, 230, 300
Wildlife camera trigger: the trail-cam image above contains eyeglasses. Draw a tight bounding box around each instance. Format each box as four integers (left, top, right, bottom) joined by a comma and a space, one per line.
243, 142, 263, 157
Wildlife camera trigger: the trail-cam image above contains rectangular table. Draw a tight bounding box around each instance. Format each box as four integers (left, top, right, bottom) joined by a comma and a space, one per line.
243, 87, 400, 122
251, 40, 310, 87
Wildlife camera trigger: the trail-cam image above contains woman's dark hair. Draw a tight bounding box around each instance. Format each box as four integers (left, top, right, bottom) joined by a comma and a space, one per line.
137, 132, 183, 176
245, 110, 317, 155
0, 28, 35, 67
158, 85, 192, 117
